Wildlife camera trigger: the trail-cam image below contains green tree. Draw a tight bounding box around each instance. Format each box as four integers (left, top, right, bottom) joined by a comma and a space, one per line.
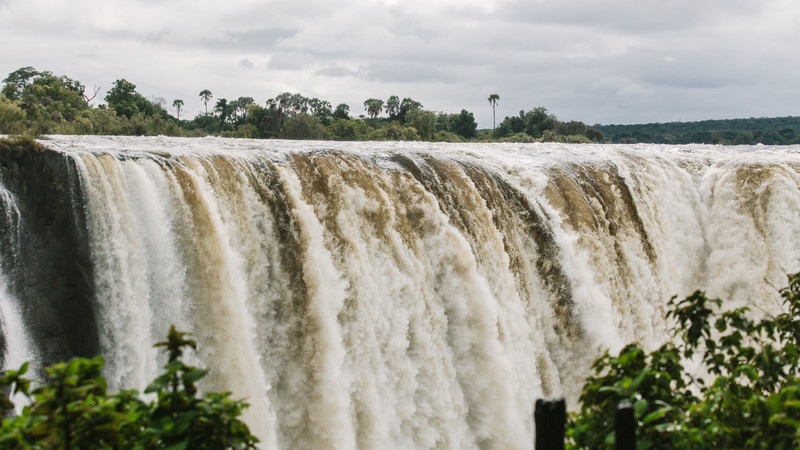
406, 108, 437, 140
215, 98, 235, 129
556, 120, 587, 137
333, 103, 350, 120
12, 71, 91, 133
308, 98, 333, 125
495, 110, 526, 138
327, 118, 371, 141
398, 97, 423, 123
0, 95, 26, 134
363, 98, 384, 119
282, 113, 327, 139
585, 127, 604, 143
105, 79, 139, 119
172, 99, 184, 120
524, 106, 558, 138
734, 130, 755, 145
488, 93, 499, 135
2, 66, 40, 100
451, 109, 478, 139
199, 89, 213, 115
105, 79, 156, 119
386, 95, 400, 120
759, 130, 784, 145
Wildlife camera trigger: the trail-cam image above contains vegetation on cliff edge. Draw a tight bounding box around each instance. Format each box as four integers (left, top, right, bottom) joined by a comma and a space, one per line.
0, 326, 258, 449
568, 272, 800, 448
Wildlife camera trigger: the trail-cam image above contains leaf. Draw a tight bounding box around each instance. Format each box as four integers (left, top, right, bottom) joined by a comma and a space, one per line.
145, 374, 170, 394
634, 398, 649, 418
642, 405, 673, 425
182, 369, 208, 385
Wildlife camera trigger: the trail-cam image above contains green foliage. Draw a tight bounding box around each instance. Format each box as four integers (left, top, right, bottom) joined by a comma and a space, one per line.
488, 94, 499, 134
585, 127, 604, 143
2, 67, 40, 100
495, 107, 558, 139
524, 106, 558, 138
363, 98, 384, 120
0, 96, 25, 134
499, 132, 536, 143
405, 108, 436, 140
332, 103, 350, 120
327, 118, 371, 141
432, 130, 466, 143
597, 117, 800, 145
0, 326, 258, 449
451, 109, 478, 139
105, 79, 158, 120
373, 122, 419, 141
0, 135, 47, 152
15, 65, 788, 144
199, 90, 213, 116
172, 99, 184, 120
568, 273, 800, 449
385, 95, 400, 120
281, 114, 328, 140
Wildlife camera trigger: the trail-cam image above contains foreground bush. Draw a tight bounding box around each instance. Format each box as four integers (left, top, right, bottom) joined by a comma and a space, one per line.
0, 326, 257, 449
568, 273, 800, 449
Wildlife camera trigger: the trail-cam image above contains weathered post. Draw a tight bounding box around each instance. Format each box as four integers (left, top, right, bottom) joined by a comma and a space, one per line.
0, 371, 12, 418
615, 401, 636, 450
534, 398, 566, 450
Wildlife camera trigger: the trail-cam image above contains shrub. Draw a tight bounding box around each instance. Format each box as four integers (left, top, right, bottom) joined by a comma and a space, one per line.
568, 273, 800, 448
0, 326, 258, 449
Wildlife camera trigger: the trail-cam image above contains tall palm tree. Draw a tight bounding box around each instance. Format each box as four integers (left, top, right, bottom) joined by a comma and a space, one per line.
172, 99, 184, 120
363, 98, 384, 119
488, 93, 500, 135
199, 89, 213, 115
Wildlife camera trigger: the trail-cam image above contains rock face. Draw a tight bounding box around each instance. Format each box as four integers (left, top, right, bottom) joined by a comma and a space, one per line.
0, 143, 98, 366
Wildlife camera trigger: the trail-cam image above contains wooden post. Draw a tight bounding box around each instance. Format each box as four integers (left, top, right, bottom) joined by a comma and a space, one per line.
615, 401, 636, 450
0, 371, 12, 418
534, 398, 565, 450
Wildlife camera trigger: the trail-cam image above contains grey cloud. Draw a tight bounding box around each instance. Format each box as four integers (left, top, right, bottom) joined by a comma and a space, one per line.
359, 63, 457, 83
1, 0, 797, 128
266, 52, 315, 70
313, 66, 358, 78
501, 0, 766, 33
207, 28, 297, 50
642, 74, 731, 90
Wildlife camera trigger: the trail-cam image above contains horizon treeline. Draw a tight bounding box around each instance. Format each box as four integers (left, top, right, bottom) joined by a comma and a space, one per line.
597, 116, 800, 145
2, 65, 798, 145
0, 66, 603, 143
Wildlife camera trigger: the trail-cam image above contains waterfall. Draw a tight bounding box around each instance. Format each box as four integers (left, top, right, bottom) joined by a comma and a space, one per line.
3, 136, 800, 449
0, 183, 36, 376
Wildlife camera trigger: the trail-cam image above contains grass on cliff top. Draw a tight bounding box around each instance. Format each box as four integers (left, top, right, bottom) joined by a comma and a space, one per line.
0, 135, 47, 152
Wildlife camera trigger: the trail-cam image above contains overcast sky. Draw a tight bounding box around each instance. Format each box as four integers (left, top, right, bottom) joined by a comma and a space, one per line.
1, 0, 799, 128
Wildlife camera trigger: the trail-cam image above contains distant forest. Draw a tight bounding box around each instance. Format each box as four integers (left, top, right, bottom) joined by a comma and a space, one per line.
596, 117, 800, 145
1, 66, 797, 145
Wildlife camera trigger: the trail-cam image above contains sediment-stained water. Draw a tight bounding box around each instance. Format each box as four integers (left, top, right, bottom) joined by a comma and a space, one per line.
2, 136, 800, 449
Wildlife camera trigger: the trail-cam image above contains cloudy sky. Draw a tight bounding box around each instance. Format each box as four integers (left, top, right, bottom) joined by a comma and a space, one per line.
1, 0, 798, 128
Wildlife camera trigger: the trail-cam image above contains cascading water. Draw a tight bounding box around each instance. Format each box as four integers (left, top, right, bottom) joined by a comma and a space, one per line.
2, 135, 800, 449
0, 182, 36, 377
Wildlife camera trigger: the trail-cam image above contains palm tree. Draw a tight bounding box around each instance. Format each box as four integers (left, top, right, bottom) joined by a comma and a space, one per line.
488, 93, 500, 135
363, 98, 384, 119
172, 99, 184, 120
199, 89, 213, 115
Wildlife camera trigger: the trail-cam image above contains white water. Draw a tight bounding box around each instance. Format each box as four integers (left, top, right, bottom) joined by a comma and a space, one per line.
11, 136, 800, 448
0, 185, 36, 380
